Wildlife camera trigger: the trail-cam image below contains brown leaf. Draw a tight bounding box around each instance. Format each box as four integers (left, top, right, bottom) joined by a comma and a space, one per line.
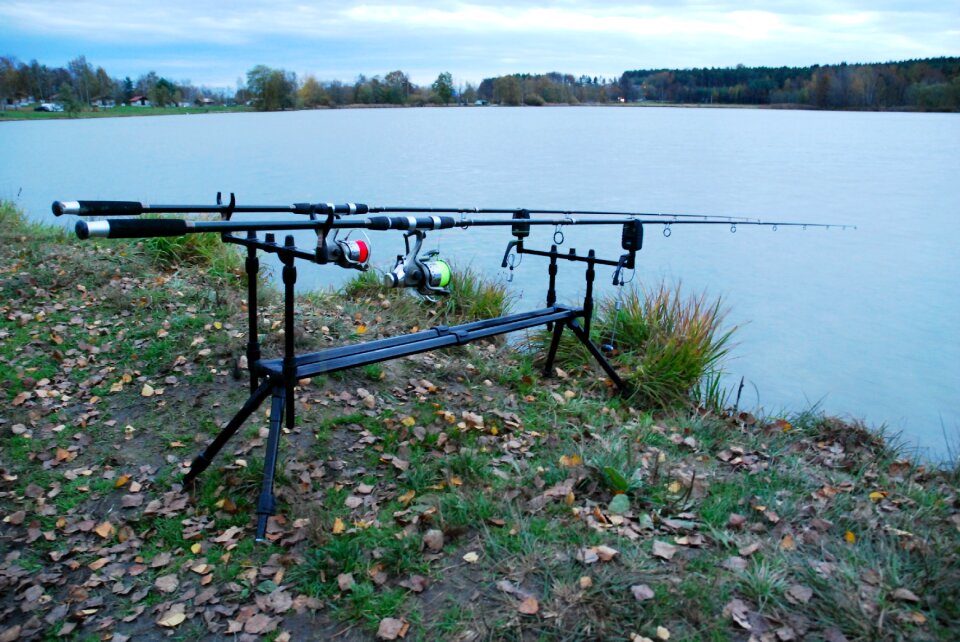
244, 613, 277, 635
738, 542, 761, 557
651, 540, 678, 560
422, 529, 444, 552
631, 584, 655, 601
4, 511, 26, 526
94, 521, 115, 539
377, 617, 409, 640
157, 608, 186, 628
722, 556, 748, 572
891, 587, 920, 603
779, 533, 796, 551
785, 584, 814, 605
398, 575, 429, 593
155, 574, 179, 593
337, 573, 355, 591
723, 598, 753, 630
518, 596, 539, 615
595, 545, 619, 561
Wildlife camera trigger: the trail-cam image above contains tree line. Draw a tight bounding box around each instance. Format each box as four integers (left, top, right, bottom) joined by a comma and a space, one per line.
2, 54, 957, 113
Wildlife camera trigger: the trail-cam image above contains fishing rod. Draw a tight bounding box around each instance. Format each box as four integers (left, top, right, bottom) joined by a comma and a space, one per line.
53, 198, 762, 223
56, 196, 854, 298
70, 213, 848, 240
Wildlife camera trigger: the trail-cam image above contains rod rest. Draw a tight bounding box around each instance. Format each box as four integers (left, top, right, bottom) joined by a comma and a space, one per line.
255, 305, 583, 380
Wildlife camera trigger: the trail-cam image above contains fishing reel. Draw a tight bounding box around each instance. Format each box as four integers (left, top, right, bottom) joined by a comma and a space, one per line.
317, 229, 371, 270
312, 208, 371, 271
384, 230, 451, 298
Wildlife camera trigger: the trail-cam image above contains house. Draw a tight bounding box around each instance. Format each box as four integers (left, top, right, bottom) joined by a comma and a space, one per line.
128, 95, 149, 106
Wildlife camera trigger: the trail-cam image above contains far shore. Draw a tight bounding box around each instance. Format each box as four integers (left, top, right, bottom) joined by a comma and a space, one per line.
2, 100, 944, 122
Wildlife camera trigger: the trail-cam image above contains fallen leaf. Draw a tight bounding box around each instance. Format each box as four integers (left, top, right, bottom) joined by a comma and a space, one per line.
652, 540, 678, 560
155, 574, 179, 593
332, 518, 346, 534
244, 613, 277, 635
722, 556, 748, 572
94, 521, 115, 539
723, 598, 753, 630
338, 573, 355, 591
398, 575, 428, 593
157, 609, 186, 628
845, 530, 856, 544
114, 474, 131, 488
422, 529, 444, 552
891, 587, 920, 603
785, 584, 814, 605
141, 384, 155, 397
518, 596, 539, 615
377, 617, 409, 640
779, 533, 796, 551
462, 551, 480, 563
656, 626, 671, 640
631, 584, 655, 601
579, 576, 593, 589
595, 545, 619, 561
559, 454, 583, 467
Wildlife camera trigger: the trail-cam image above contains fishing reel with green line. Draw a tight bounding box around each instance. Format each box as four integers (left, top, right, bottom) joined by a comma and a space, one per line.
383, 229, 452, 298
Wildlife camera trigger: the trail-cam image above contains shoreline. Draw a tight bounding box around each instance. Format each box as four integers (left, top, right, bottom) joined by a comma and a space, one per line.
2, 100, 954, 122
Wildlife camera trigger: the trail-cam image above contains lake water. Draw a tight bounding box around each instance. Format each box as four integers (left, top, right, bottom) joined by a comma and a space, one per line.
2, 106, 958, 459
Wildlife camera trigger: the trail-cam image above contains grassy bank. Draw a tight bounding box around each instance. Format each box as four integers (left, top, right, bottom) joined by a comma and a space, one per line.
0, 104, 251, 121
1, 202, 957, 641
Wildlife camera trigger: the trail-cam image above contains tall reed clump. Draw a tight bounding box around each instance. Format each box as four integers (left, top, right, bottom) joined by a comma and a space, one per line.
138, 216, 244, 284
598, 282, 736, 410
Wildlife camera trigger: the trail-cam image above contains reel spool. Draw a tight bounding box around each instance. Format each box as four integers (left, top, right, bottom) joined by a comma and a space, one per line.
384, 231, 452, 297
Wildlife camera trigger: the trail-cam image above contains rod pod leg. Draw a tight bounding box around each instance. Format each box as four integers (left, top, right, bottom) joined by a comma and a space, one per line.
542, 320, 567, 377
255, 385, 287, 542
182, 379, 274, 486
566, 320, 629, 394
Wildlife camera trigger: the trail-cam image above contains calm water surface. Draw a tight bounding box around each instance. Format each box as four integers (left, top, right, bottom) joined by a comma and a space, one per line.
2, 107, 958, 458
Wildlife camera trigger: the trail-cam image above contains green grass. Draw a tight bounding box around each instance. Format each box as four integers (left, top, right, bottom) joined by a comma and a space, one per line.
602, 282, 736, 410
0, 104, 250, 121
137, 217, 245, 285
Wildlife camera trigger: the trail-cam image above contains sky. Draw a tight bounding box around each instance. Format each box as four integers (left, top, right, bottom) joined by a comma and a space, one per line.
1, 1, 958, 89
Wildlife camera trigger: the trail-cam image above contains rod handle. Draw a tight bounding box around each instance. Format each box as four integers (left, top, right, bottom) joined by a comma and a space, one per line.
76, 218, 190, 239
53, 200, 145, 217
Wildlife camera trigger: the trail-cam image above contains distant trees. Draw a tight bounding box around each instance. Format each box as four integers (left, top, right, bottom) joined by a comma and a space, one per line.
246, 65, 297, 111
1, 53, 957, 113
432, 72, 454, 105
619, 58, 960, 111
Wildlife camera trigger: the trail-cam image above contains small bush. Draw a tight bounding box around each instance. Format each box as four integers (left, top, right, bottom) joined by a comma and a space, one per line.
524, 94, 546, 106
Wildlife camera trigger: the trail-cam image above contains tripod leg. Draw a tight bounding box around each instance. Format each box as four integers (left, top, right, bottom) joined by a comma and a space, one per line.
182, 379, 274, 485
255, 385, 286, 542
542, 320, 567, 377
567, 321, 629, 394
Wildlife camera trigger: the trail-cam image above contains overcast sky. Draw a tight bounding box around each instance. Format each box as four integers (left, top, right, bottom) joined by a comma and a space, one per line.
2, 1, 958, 88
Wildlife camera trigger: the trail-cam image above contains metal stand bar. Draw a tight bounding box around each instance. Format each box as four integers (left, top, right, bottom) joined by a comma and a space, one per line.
244, 232, 261, 394
255, 386, 286, 541
566, 320, 628, 392
182, 379, 274, 485
542, 321, 566, 377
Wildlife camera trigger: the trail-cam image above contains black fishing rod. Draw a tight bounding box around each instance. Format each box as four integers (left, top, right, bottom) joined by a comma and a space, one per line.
71, 213, 849, 240
53, 199, 760, 223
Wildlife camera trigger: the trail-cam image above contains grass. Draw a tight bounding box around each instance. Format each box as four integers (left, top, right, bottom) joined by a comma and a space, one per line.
602, 282, 736, 410
0, 104, 250, 121
0, 201, 957, 641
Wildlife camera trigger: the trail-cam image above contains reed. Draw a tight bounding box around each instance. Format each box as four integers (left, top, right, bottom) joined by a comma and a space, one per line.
600, 282, 736, 409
